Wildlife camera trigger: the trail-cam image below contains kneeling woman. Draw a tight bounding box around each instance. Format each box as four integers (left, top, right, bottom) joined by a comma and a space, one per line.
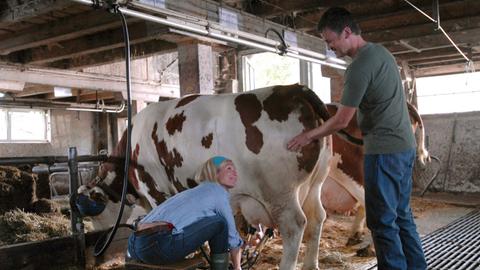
127, 156, 243, 270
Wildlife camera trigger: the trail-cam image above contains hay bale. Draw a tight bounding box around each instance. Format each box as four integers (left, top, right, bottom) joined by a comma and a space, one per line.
0, 209, 70, 246
0, 166, 37, 214
30, 198, 61, 214
36, 173, 51, 199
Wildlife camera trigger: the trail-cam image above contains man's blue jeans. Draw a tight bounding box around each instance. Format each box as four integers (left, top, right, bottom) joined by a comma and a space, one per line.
127, 215, 229, 265
364, 149, 427, 270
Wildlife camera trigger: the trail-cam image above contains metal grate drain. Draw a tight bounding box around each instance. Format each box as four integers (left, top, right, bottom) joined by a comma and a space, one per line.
366, 209, 480, 270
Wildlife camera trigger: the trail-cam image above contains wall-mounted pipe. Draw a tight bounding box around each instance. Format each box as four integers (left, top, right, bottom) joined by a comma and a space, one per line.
0, 96, 125, 113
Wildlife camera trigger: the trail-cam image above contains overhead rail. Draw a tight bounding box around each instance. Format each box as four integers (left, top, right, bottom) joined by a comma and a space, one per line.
70, 0, 347, 70
403, 0, 474, 72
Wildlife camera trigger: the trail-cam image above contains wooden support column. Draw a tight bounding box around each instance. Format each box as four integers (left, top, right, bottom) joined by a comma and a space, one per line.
93, 113, 109, 154
321, 65, 345, 103
178, 41, 214, 96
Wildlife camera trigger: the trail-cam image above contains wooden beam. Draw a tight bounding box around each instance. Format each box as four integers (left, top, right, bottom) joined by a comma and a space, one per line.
0, 0, 70, 26
0, 63, 178, 99
363, 15, 480, 44
10, 21, 170, 65
0, 10, 139, 55
241, 0, 356, 18
414, 61, 480, 77
0, 80, 25, 92
139, 0, 328, 57
409, 53, 480, 67
295, 0, 463, 31
396, 47, 467, 62
13, 86, 53, 97
48, 38, 177, 69
358, 0, 478, 33
385, 28, 480, 55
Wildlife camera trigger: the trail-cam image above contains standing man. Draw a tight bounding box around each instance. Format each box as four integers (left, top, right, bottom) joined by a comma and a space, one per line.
287, 7, 427, 270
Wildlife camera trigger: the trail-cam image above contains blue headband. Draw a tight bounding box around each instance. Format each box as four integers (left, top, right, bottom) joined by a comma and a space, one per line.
212, 156, 228, 168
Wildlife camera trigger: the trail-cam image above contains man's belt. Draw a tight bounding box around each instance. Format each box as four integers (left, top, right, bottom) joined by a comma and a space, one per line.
134, 221, 174, 236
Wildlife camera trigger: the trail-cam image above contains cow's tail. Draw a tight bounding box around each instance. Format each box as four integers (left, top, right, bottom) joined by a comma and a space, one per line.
407, 102, 430, 167
301, 86, 363, 146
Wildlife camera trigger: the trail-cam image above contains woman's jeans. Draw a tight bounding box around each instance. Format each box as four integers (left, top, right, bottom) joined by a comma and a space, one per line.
128, 215, 229, 265
364, 149, 427, 270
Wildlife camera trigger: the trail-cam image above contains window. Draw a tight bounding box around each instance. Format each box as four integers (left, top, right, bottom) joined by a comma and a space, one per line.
242, 52, 300, 91
241, 52, 331, 103
0, 108, 51, 143
416, 72, 480, 114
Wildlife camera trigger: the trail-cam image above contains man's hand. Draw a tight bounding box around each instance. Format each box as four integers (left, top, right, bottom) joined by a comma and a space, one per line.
287, 131, 312, 152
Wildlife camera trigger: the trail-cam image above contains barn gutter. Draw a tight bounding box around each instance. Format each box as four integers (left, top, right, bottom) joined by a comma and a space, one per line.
70, 0, 347, 70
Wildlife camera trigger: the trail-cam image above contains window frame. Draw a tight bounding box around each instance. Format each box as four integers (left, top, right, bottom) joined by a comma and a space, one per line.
0, 107, 51, 143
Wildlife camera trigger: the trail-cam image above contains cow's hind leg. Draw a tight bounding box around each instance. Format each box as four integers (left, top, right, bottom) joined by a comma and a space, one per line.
301, 183, 326, 270
274, 195, 307, 270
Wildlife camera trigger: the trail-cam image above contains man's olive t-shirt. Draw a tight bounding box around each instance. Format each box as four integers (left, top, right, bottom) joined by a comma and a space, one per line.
341, 42, 416, 154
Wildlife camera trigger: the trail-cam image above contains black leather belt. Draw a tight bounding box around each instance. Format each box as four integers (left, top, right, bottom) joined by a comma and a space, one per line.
134, 222, 173, 236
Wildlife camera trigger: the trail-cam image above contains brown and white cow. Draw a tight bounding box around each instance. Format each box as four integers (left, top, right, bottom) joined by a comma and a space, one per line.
81, 84, 361, 270
321, 102, 430, 253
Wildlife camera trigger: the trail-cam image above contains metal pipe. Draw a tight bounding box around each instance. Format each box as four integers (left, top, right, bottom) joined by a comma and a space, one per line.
68, 147, 86, 268
118, 6, 208, 35
0, 154, 108, 166
0, 97, 125, 113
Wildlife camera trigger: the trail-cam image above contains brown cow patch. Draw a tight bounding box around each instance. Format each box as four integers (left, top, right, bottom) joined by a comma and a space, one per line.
201, 133, 213, 149
234, 93, 264, 154
175, 95, 200, 108
165, 111, 186, 136
297, 142, 320, 173
152, 122, 186, 193
263, 84, 303, 122
187, 178, 198, 188
130, 143, 168, 204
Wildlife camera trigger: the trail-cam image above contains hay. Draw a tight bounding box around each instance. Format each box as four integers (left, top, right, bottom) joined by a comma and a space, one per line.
0, 166, 37, 214
0, 209, 70, 245
30, 198, 61, 214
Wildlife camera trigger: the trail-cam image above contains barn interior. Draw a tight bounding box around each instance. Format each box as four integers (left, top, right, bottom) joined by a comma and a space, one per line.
0, 0, 479, 269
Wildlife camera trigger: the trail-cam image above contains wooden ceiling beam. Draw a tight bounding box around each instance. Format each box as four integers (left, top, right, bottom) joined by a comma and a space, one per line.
0, 63, 178, 99
295, 0, 464, 31
384, 27, 480, 55
0, 0, 71, 27
13, 85, 53, 97
8, 21, 170, 65
413, 61, 480, 77
245, 0, 356, 18
359, 0, 480, 33
0, 10, 139, 55
363, 15, 480, 44
48, 38, 177, 69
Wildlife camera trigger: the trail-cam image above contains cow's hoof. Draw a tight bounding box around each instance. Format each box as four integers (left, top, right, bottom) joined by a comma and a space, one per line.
356, 246, 376, 257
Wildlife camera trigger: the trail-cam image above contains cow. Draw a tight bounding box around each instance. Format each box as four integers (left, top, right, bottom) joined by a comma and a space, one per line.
321, 102, 430, 254
78, 84, 361, 270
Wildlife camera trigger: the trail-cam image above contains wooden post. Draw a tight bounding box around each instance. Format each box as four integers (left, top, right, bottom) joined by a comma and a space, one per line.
178, 41, 214, 96
321, 65, 345, 103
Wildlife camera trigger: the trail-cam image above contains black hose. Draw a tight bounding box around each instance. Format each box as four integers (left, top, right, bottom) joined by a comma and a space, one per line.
93, 5, 133, 257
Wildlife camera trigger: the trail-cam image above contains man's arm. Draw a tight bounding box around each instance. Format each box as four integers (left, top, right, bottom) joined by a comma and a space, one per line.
287, 105, 356, 151
229, 247, 242, 270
